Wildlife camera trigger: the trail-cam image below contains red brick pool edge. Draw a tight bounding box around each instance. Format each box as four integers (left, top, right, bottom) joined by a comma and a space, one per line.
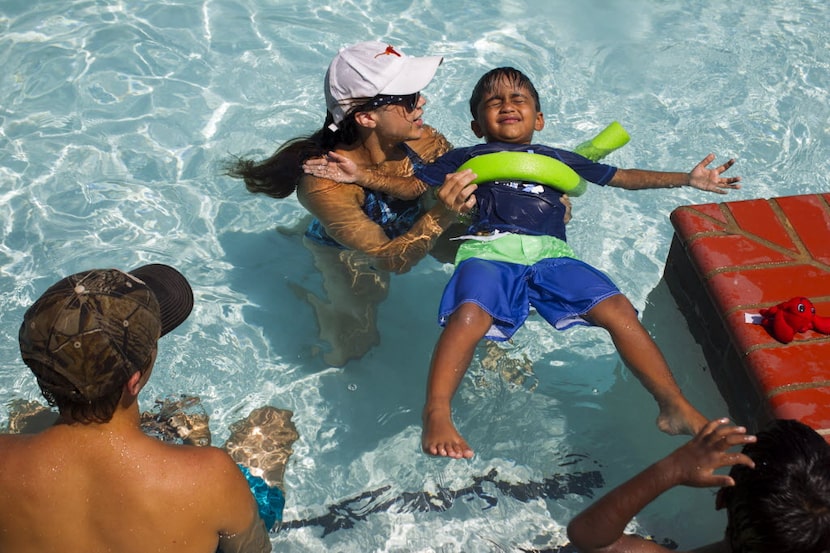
664, 193, 830, 442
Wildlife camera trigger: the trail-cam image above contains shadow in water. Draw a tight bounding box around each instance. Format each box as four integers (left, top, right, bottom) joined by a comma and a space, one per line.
278, 464, 678, 551
280, 465, 604, 537
218, 222, 332, 371
640, 277, 731, 419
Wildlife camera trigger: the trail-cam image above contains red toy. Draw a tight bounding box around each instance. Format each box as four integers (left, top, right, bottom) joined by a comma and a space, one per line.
759, 296, 830, 343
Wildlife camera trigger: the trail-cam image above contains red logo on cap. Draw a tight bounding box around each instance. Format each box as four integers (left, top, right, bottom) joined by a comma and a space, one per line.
375, 45, 402, 58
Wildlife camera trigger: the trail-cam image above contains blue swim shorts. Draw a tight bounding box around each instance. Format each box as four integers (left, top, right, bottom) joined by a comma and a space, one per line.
238, 464, 285, 530
438, 256, 622, 340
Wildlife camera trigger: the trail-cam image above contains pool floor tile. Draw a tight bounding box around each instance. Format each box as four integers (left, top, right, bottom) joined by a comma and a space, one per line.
664, 193, 830, 442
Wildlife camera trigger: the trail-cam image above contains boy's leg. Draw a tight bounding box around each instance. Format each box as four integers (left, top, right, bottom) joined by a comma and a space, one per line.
422, 302, 493, 459
585, 294, 707, 436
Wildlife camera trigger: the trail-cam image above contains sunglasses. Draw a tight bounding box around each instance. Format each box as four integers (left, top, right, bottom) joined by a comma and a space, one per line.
364, 91, 421, 112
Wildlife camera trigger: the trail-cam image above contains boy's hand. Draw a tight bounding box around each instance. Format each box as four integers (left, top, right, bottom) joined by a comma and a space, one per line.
438, 169, 478, 214
688, 154, 742, 194
303, 151, 360, 184
666, 418, 756, 489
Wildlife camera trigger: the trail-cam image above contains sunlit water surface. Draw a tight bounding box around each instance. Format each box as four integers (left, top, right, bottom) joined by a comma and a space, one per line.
1, 0, 829, 551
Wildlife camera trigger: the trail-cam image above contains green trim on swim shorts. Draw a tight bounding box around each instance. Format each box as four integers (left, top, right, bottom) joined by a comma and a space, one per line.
454, 234, 578, 266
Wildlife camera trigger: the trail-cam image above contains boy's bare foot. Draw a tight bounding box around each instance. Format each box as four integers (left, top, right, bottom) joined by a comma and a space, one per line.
656, 398, 708, 436
421, 406, 474, 459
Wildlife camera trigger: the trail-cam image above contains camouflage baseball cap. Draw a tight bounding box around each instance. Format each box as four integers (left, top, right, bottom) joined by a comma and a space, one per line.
18, 264, 194, 403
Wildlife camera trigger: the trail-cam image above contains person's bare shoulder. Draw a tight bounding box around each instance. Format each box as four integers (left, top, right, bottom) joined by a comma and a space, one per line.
0, 433, 19, 446
0, 431, 51, 477
146, 438, 246, 490
142, 439, 264, 535
166, 443, 270, 553
0, 433, 26, 473
0, 430, 265, 553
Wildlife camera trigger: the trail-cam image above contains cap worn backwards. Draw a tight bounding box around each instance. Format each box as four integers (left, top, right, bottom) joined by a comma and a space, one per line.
324, 41, 443, 129
18, 264, 194, 403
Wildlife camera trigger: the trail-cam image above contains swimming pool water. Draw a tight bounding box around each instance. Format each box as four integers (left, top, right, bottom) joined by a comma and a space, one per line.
2, 0, 829, 551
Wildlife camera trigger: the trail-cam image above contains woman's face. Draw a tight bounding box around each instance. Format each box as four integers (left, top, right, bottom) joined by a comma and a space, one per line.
368, 92, 428, 143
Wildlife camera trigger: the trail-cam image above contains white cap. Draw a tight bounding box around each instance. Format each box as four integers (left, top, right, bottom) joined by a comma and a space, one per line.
324, 41, 443, 130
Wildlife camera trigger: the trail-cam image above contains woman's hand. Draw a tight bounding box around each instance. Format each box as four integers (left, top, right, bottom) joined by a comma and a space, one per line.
560, 194, 572, 224
567, 418, 755, 553
437, 169, 478, 214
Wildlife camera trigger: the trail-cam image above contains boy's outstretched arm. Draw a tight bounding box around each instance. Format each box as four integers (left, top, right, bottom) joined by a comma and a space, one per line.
566, 419, 756, 553
609, 154, 741, 194
303, 150, 428, 200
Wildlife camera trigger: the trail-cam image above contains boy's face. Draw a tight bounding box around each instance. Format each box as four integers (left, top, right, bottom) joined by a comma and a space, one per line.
471, 77, 544, 144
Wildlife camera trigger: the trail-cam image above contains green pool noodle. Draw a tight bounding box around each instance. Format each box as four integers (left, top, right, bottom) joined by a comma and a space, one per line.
567, 121, 630, 195
573, 121, 631, 161
457, 121, 630, 197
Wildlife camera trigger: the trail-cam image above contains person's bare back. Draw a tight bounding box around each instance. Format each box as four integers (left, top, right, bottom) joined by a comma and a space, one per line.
0, 416, 269, 553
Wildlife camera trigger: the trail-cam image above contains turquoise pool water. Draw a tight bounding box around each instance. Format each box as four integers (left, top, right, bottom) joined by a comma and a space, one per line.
2, 0, 829, 551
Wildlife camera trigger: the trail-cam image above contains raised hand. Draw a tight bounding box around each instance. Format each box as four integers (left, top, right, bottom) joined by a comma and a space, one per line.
688, 154, 742, 194
667, 417, 756, 488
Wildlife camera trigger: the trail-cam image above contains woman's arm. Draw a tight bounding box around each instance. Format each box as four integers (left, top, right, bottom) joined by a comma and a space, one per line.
297, 170, 475, 273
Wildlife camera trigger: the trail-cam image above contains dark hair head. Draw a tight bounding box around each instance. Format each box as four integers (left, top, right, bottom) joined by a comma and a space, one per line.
468, 67, 541, 119
28, 356, 126, 423
19, 264, 192, 424
724, 419, 830, 553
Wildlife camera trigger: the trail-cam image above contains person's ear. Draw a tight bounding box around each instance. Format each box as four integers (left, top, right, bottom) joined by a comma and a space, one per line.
534, 112, 545, 132
125, 347, 157, 397
354, 110, 378, 129
471, 120, 484, 138
125, 371, 144, 397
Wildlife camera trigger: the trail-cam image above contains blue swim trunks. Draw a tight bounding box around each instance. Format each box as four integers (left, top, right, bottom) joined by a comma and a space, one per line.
439, 253, 621, 341
238, 464, 285, 530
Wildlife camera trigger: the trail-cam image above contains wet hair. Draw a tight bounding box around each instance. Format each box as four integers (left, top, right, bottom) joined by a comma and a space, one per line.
30, 358, 124, 423
723, 419, 830, 553
225, 105, 371, 199
468, 67, 542, 119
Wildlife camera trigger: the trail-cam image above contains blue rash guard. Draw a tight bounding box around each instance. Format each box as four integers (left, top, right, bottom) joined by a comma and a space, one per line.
409, 142, 618, 241
407, 142, 624, 339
